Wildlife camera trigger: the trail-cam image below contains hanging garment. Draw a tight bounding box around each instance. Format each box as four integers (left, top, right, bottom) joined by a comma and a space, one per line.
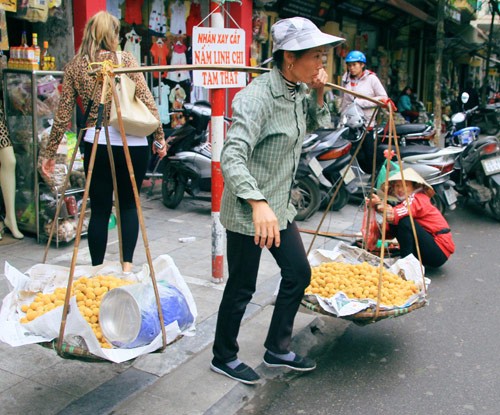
148, 0, 167, 36
190, 85, 207, 104
169, 84, 187, 129
150, 41, 170, 79
124, 0, 144, 25
186, 1, 202, 37
167, 42, 190, 82
153, 84, 171, 125
107, 0, 124, 19
169, 0, 187, 35
124, 30, 142, 64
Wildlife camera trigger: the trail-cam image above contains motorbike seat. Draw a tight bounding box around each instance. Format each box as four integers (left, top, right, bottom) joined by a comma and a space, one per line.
395, 123, 429, 135
378, 143, 439, 158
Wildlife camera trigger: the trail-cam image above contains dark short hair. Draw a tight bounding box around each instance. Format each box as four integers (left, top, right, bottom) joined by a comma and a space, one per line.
272, 49, 309, 70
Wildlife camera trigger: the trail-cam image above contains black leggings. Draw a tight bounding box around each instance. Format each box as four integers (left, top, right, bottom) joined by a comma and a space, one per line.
393, 216, 448, 268
84, 142, 149, 265
213, 221, 311, 363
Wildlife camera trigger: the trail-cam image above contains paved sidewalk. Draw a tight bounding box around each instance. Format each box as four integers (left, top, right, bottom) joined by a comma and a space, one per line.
0, 186, 363, 415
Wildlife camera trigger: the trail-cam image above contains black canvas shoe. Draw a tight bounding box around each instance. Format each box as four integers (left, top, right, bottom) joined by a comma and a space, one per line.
263, 351, 316, 372
210, 358, 260, 385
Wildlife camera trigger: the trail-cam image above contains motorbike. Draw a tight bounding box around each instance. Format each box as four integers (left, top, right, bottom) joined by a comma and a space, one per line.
376, 122, 436, 147
401, 146, 463, 213
161, 101, 212, 209
340, 102, 460, 214
292, 127, 353, 220
445, 93, 500, 221
291, 134, 323, 221
161, 101, 321, 220
468, 105, 500, 136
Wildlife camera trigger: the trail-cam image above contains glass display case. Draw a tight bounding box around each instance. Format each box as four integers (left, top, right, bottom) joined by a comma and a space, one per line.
2, 69, 87, 245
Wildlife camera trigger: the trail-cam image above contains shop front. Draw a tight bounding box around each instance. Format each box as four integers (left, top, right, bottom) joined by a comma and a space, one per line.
0, 0, 255, 243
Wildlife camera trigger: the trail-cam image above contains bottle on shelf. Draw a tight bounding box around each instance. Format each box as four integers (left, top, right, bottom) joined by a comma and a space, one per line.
40, 41, 49, 70
32, 33, 40, 70
20, 31, 29, 69
7, 47, 18, 69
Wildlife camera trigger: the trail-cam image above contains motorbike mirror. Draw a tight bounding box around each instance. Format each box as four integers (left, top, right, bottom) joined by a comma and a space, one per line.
461, 92, 470, 104
451, 112, 466, 124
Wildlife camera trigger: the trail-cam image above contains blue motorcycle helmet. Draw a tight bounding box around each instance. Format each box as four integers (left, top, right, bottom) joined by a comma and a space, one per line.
345, 50, 366, 64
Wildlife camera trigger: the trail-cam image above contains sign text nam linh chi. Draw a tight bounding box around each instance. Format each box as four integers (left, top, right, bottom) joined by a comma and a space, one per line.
192, 27, 246, 89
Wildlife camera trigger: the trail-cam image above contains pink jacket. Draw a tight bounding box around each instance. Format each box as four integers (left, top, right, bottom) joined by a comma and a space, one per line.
339, 70, 388, 127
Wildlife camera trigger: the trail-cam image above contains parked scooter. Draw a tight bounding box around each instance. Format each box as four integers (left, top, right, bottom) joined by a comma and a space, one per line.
401, 146, 463, 213
292, 127, 353, 220
161, 101, 212, 209
291, 134, 323, 221
161, 101, 321, 220
469, 105, 500, 136
446, 93, 500, 221
341, 102, 460, 213
376, 122, 436, 147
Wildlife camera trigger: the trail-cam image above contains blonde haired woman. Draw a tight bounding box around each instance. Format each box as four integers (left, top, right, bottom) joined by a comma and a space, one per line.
39, 11, 166, 273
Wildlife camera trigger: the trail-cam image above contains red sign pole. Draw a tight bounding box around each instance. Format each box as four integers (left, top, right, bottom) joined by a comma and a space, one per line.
210, 2, 225, 282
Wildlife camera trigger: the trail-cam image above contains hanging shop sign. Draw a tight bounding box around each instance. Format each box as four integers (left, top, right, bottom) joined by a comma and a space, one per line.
192, 26, 246, 89
0, 0, 16, 12
278, 0, 331, 26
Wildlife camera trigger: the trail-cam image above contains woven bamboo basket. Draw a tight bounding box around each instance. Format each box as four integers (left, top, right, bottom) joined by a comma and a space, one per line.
301, 295, 427, 326
39, 340, 107, 362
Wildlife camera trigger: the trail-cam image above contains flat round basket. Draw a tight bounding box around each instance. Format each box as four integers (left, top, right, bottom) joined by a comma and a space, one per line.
38, 334, 182, 362
39, 341, 106, 362
301, 296, 427, 326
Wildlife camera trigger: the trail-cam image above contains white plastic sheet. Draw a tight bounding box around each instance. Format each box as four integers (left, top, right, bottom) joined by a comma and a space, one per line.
0, 255, 197, 363
306, 242, 429, 317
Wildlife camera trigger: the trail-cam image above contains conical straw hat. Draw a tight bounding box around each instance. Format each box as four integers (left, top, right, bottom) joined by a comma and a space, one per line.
388, 167, 435, 198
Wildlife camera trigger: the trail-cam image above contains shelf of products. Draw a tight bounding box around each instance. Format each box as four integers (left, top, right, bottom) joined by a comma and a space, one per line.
2, 69, 87, 246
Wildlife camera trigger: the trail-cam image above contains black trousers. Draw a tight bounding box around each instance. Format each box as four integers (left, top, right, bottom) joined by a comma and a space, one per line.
83, 142, 149, 265
393, 216, 448, 268
213, 221, 311, 363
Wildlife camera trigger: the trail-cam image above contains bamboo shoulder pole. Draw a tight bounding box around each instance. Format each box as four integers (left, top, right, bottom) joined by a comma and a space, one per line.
89, 64, 384, 106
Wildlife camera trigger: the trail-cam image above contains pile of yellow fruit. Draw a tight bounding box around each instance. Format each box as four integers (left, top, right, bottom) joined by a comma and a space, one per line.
305, 261, 420, 307
19, 275, 134, 348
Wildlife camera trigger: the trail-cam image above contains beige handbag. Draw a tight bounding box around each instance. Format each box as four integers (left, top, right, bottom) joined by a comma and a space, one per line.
109, 52, 160, 137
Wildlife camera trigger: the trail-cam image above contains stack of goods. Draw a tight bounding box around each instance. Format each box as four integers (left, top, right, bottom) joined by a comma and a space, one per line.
302, 242, 428, 322
19, 275, 134, 349
1, 256, 197, 362
306, 261, 419, 308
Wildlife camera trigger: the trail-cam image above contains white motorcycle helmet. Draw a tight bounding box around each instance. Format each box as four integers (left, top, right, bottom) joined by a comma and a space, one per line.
343, 101, 366, 129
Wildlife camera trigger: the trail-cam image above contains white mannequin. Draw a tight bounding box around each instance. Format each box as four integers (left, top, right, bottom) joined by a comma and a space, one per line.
0, 145, 24, 239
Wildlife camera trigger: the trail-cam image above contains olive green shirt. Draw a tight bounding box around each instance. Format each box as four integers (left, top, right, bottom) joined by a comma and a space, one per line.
220, 67, 331, 235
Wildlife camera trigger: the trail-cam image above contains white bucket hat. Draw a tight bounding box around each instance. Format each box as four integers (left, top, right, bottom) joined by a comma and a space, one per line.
388, 167, 435, 198
271, 17, 345, 53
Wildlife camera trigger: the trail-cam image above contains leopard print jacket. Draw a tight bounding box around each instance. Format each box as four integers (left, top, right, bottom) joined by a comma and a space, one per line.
41, 50, 164, 159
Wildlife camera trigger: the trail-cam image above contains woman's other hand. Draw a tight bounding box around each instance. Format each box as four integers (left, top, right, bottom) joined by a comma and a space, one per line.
248, 199, 281, 249
385, 205, 395, 222
366, 194, 381, 208
153, 140, 168, 159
